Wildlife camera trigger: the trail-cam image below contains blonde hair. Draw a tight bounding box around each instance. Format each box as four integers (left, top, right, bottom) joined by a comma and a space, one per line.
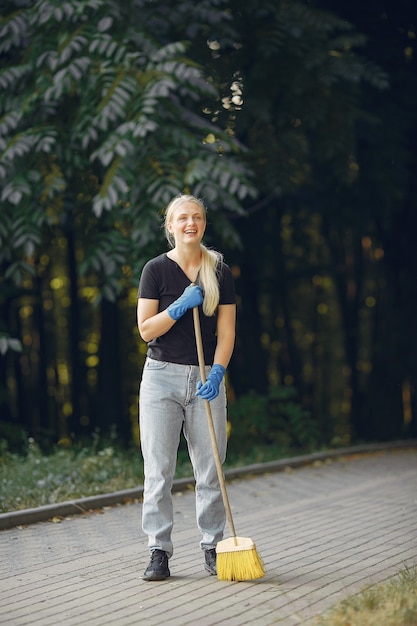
164, 194, 222, 317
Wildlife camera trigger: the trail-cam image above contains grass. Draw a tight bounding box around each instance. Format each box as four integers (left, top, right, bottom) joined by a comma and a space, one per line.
0, 434, 299, 514
314, 565, 417, 626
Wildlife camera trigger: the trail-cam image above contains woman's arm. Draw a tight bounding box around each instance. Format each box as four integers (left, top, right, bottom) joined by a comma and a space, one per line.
212, 304, 236, 369
137, 298, 176, 343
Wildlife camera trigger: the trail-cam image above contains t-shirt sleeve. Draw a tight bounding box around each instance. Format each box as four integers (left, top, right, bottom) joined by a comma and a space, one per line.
138, 260, 160, 300
219, 263, 236, 305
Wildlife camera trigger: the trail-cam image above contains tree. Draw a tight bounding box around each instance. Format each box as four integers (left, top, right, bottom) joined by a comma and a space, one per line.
0, 0, 256, 440
0, 0, 254, 293
210, 0, 395, 443
225, 0, 417, 443
316, 0, 417, 439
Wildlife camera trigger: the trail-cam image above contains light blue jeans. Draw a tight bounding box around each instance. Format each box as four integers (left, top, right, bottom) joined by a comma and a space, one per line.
139, 358, 227, 558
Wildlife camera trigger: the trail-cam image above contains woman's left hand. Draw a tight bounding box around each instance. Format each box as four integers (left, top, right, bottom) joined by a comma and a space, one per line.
196, 364, 226, 401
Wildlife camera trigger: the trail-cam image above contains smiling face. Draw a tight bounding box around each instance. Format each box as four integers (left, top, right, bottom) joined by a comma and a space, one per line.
166, 200, 206, 248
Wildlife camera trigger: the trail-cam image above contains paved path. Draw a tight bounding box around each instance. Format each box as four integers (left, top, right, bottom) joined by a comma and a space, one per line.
1, 447, 416, 625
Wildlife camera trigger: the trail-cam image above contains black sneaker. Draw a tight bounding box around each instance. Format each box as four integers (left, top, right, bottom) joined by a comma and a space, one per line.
143, 549, 170, 581
204, 548, 217, 576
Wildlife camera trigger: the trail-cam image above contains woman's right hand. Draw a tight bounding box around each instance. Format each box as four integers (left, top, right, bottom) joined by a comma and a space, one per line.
167, 284, 203, 321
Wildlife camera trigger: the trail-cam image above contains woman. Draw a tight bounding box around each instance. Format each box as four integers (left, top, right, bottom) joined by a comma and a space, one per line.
137, 194, 236, 581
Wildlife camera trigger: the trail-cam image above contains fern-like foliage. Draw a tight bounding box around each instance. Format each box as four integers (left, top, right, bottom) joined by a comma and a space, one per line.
0, 0, 256, 305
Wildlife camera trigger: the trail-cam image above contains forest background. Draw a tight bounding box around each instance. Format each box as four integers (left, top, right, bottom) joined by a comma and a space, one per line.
1, 0, 416, 459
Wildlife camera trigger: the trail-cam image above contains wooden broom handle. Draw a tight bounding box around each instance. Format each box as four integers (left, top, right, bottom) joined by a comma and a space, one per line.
192, 306, 237, 539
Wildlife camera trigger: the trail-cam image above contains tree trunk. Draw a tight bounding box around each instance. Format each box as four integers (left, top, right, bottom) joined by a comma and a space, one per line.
228, 212, 269, 396
96, 299, 126, 439
64, 196, 86, 438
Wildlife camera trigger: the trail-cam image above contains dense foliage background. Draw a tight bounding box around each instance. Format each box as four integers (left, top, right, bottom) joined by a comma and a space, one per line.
1, 0, 416, 455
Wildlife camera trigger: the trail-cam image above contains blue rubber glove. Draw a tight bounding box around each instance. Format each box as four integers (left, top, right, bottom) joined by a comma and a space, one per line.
167, 284, 203, 321
196, 364, 226, 401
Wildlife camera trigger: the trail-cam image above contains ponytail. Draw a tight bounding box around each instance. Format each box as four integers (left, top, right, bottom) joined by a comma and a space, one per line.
199, 244, 222, 316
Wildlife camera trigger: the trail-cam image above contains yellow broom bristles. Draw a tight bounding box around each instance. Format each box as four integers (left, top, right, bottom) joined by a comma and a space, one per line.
216, 537, 265, 581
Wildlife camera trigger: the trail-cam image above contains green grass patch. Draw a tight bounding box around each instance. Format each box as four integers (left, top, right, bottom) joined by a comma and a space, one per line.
0, 437, 143, 513
314, 565, 417, 626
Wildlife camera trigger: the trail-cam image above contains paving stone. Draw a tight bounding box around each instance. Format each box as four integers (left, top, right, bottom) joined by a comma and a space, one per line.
0, 447, 416, 625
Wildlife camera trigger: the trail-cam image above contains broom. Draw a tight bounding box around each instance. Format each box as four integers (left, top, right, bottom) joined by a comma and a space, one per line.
192, 306, 265, 581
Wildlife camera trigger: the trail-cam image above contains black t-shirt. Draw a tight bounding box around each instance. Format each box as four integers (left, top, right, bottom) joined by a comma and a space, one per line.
138, 253, 236, 365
